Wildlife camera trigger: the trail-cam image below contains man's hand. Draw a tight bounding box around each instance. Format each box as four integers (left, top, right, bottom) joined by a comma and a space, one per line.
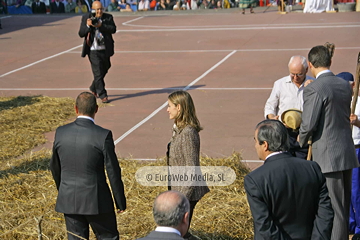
93, 21, 102, 28
86, 18, 92, 27
267, 114, 279, 120
304, 79, 314, 87
350, 113, 360, 127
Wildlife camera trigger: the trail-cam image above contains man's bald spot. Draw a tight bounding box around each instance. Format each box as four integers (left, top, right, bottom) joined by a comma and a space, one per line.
92, 1, 103, 9
288, 55, 307, 69
155, 191, 183, 212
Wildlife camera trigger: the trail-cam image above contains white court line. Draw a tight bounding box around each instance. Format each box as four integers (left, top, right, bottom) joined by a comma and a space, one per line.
119, 16, 144, 29
0, 87, 272, 90
113, 50, 237, 145
123, 21, 360, 29
117, 24, 360, 32
66, 47, 360, 54
0, 45, 82, 78
0, 16, 11, 19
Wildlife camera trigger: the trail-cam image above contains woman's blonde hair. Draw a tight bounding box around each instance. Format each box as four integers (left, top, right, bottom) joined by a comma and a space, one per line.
168, 91, 202, 132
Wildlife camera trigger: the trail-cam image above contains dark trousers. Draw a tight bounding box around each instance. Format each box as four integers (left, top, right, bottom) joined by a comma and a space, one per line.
64, 212, 119, 240
88, 50, 111, 100
324, 169, 352, 240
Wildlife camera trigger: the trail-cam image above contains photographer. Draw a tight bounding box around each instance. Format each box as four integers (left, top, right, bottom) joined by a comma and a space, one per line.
78, 1, 116, 103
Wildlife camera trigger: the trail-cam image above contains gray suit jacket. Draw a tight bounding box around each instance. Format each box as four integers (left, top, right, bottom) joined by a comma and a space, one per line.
50, 118, 126, 215
299, 72, 358, 173
245, 152, 333, 240
137, 231, 184, 240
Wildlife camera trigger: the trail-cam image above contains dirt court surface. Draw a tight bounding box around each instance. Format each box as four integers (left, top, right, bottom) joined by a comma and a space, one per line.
1, 9, 360, 169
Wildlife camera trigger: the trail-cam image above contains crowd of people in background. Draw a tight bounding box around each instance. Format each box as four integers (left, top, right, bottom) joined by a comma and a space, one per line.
2, 0, 262, 13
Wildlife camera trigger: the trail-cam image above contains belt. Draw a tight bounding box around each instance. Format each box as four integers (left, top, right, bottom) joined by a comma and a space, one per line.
355, 144, 360, 149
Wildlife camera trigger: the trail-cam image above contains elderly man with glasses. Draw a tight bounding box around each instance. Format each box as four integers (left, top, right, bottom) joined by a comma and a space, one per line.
264, 55, 315, 158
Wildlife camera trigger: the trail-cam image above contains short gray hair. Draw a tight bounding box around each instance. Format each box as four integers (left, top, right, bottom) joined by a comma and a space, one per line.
256, 120, 290, 152
153, 191, 190, 227
288, 55, 308, 69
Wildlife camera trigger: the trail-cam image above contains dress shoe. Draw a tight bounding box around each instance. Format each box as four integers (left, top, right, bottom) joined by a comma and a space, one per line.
101, 97, 109, 103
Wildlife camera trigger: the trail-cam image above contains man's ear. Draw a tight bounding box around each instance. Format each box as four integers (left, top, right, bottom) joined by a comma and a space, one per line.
263, 140, 269, 152
95, 105, 99, 114
308, 61, 313, 69
75, 105, 79, 115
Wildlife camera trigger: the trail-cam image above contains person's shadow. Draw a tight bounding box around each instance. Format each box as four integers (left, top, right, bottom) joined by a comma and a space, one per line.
0, 95, 40, 112
107, 84, 206, 103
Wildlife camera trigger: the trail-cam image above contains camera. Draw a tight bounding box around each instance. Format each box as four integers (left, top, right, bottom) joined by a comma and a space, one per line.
91, 10, 99, 25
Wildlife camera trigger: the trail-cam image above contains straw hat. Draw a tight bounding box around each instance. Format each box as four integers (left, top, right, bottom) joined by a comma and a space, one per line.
281, 108, 302, 130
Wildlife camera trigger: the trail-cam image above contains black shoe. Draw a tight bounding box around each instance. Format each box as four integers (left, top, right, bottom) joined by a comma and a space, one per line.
101, 97, 109, 103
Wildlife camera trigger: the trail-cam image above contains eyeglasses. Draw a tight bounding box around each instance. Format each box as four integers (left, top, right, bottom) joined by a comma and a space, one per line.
290, 73, 305, 77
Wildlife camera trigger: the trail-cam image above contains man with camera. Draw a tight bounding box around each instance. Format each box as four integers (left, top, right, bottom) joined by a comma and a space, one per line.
78, 1, 116, 103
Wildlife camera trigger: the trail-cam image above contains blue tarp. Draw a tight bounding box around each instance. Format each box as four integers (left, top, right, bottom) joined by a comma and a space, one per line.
8, 5, 32, 14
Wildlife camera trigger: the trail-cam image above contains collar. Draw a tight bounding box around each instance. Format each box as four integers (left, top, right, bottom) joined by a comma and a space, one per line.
77, 115, 95, 123
316, 69, 331, 79
155, 226, 181, 236
265, 151, 283, 160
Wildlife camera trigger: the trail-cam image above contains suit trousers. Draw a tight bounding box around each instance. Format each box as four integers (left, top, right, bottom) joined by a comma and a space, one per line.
64, 212, 119, 240
324, 169, 352, 240
88, 50, 111, 100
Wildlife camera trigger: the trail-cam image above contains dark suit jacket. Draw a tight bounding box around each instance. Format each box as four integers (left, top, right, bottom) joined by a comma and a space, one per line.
244, 152, 333, 240
50, 118, 126, 215
32, 1, 46, 13
50, 1, 65, 13
137, 231, 184, 240
78, 12, 116, 58
299, 72, 358, 173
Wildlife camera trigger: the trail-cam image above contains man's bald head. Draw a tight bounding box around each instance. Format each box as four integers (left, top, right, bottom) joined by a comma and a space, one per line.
92, 0, 102, 8
153, 191, 189, 228
92, 1, 103, 17
288, 55, 308, 86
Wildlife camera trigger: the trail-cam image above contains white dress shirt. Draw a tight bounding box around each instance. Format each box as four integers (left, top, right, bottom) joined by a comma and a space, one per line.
264, 75, 315, 120
316, 69, 331, 78
353, 96, 360, 145
155, 226, 181, 236
77, 115, 95, 123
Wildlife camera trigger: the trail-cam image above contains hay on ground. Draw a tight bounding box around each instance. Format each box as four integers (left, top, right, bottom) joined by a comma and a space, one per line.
0, 96, 254, 239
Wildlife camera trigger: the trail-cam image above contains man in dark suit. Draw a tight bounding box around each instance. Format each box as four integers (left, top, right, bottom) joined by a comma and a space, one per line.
137, 191, 190, 240
299, 45, 359, 240
32, 0, 46, 13
50, 92, 126, 240
78, 1, 115, 103
245, 119, 333, 239
50, 0, 65, 13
